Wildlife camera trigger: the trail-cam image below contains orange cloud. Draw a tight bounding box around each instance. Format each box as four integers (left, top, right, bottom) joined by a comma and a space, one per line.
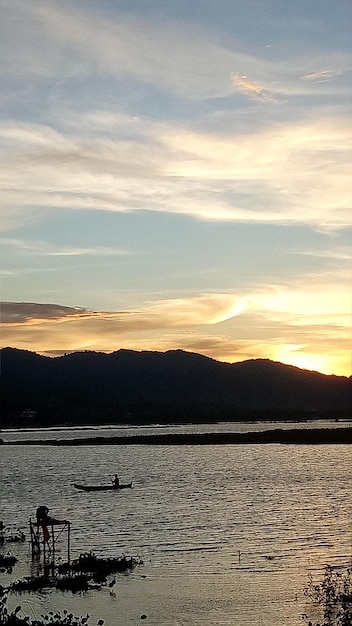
231, 72, 276, 103
0, 294, 245, 352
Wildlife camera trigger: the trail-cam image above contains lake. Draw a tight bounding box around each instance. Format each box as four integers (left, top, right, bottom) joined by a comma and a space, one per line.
0, 422, 351, 625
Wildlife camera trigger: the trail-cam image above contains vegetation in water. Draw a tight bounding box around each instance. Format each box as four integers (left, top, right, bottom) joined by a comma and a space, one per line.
9, 551, 140, 594
57, 551, 140, 582
10, 575, 92, 594
0, 585, 104, 626
0, 521, 26, 545
0, 548, 141, 624
0, 554, 18, 573
303, 566, 352, 626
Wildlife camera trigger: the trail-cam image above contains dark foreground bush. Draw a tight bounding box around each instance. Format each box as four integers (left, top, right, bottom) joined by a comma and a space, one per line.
303, 566, 352, 626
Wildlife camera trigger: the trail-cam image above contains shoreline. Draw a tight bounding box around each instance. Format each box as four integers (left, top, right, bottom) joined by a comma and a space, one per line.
1, 427, 351, 445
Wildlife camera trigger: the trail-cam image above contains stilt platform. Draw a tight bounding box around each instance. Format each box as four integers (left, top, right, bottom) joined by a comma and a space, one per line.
29, 518, 71, 565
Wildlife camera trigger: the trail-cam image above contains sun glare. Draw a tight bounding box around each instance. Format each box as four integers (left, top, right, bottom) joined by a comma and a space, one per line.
275, 346, 345, 376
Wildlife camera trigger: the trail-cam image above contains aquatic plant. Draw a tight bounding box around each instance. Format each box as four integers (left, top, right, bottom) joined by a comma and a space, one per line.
0, 547, 140, 623
0, 584, 104, 626
0, 553, 18, 573
7, 551, 140, 595
6, 530, 26, 544
55, 576, 90, 593
57, 551, 140, 583
0, 521, 26, 544
11, 577, 53, 593
303, 565, 352, 626
10, 574, 92, 594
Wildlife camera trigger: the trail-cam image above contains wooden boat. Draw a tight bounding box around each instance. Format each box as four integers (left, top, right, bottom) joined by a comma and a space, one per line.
73, 482, 132, 492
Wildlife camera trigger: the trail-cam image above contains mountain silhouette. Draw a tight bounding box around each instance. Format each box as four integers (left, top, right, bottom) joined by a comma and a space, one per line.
1, 347, 350, 428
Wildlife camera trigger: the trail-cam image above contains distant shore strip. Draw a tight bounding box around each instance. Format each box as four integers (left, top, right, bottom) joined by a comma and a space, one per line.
2, 427, 351, 445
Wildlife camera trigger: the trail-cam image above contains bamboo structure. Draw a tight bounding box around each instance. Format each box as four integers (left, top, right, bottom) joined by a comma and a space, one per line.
29, 518, 71, 565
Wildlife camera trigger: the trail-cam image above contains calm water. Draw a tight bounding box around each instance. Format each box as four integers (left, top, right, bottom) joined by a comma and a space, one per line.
0, 425, 351, 625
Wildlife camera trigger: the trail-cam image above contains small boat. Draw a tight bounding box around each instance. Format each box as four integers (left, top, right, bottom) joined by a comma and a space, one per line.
73, 482, 132, 492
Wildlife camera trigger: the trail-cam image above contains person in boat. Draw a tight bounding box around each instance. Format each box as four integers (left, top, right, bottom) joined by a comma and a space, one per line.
112, 474, 120, 489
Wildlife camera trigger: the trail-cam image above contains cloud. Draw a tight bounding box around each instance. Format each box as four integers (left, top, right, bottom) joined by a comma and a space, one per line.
0, 295, 250, 365
0, 238, 133, 257
1, 3, 351, 238
3, 0, 349, 104
141, 295, 246, 325
0, 293, 245, 339
302, 70, 342, 82
1, 302, 89, 324
0, 0, 260, 100
296, 247, 352, 261
252, 288, 347, 319
231, 73, 278, 103
0, 114, 351, 232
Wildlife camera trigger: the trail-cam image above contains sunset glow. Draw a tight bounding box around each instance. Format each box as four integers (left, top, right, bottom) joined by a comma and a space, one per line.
1, 1, 351, 376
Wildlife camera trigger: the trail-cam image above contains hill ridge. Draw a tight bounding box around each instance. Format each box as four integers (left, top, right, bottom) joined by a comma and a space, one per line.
1, 347, 350, 427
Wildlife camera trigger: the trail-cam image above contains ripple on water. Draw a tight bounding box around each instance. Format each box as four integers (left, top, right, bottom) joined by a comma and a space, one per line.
0, 438, 351, 625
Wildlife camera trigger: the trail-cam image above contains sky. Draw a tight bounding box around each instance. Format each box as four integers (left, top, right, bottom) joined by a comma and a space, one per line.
0, 0, 351, 376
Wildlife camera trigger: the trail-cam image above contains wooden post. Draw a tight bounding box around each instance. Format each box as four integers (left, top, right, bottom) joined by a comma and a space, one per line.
67, 522, 71, 566
29, 519, 34, 557
51, 523, 55, 563
29, 519, 41, 557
